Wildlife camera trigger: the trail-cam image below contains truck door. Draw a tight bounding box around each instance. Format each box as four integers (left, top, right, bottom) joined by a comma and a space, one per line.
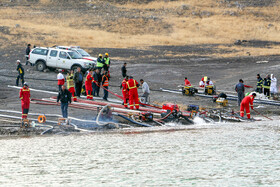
47, 50, 58, 67
58, 51, 72, 69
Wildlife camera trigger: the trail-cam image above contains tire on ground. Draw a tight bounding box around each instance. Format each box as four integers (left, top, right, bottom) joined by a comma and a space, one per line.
36, 61, 46, 71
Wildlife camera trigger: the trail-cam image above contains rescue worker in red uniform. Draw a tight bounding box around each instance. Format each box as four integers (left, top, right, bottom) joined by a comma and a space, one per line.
66, 70, 77, 102
184, 77, 192, 86
240, 93, 256, 119
57, 70, 65, 92
19, 82, 30, 119
120, 76, 129, 108
85, 69, 94, 100
126, 76, 140, 110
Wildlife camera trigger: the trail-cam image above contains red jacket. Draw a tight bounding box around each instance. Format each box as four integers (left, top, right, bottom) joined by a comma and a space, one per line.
241, 95, 254, 109
19, 87, 30, 108
126, 79, 139, 93
184, 79, 191, 86
85, 73, 93, 89
57, 73, 65, 85
122, 79, 128, 92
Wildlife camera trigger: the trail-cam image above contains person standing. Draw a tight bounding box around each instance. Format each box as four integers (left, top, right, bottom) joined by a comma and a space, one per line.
263, 75, 271, 98
19, 82, 30, 119
121, 76, 129, 108
96, 54, 105, 72
96, 69, 102, 97
102, 71, 109, 101
127, 76, 140, 110
235, 79, 245, 106
103, 53, 110, 77
270, 74, 277, 98
240, 93, 256, 119
256, 74, 263, 93
73, 67, 83, 97
57, 70, 65, 92
57, 85, 72, 118
121, 63, 127, 78
85, 69, 94, 100
25, 44, 31, 65
66, 70, 77, 102
92, 68, 99, 97
16, 60, 24, 86
140, 79, 150, 104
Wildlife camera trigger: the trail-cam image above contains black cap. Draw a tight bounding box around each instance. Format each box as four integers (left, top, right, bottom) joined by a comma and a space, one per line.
239, 79, 243, 82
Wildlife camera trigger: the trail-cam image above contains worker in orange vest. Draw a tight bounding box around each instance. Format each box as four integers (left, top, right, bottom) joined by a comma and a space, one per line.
126, 76, 140, 110
19, 82, 30, 119
85, 68, 94, 100
240, 93, 256, 119
121, 76, 129, 108
102, 71, 109, 101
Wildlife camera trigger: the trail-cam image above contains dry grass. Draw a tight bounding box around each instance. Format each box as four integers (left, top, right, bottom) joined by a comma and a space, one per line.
1, 0, 280, 57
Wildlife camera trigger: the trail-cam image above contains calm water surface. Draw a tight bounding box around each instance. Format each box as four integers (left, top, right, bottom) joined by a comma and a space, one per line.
0, 121, 279, 186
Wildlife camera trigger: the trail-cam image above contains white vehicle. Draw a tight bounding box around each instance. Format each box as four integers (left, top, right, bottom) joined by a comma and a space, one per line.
55, 46, 97, 63
28, 47, 94, 72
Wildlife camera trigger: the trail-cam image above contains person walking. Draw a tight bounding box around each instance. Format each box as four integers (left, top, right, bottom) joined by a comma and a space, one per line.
16, 60, 24, 86
127, 76, 140, 110
96, 54, 105, 72
263, 75, 271, 98
256, 74, 263, 93
102, 71, 109, 101
140, 79, 150, 104
85, 68, 94, 100
235, 79, 245, 106
121, 63, 127, 78
73, 67, 83, 97
19, 82, 30, 119
240, 93, 256, 119
121, 76, 129, 108
270, 74, 277, 98
57, 85, 72, 118
57, 70, 65, 92
66, 70, 77, 102
25, 44, 31, 65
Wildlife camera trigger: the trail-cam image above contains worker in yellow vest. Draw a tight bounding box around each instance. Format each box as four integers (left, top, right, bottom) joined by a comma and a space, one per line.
66, 70, 77, 102
103, 53, 111, 77
96, 54, 105, 72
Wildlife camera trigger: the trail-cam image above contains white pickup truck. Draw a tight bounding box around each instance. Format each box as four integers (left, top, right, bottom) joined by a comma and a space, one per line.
28, 47, 95, 72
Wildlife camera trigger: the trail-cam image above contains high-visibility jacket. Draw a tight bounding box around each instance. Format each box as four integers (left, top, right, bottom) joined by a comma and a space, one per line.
85, 73, 93, 90
122, 79, 128, 92
256, 77, 263, 88
241, 95, 254, 109
19, 87, 30, 108
96, 57, 104, 68
57, 73, 65, 85
102, 75, 109, 87
17, 64, 24, 75
127, 79, 139, 92
66, 73, 75, 89
104, 57, 110, 66
262, 78, 271, 89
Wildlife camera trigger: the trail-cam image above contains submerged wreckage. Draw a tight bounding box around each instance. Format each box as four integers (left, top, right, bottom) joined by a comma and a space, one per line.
0, 84, 272, 136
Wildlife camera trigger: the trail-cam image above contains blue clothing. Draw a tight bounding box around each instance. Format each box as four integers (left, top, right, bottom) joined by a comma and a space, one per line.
61, 102, 68, 118
78, 73, 83, 82
103, 86, 108, 100
235, 82, 245, 106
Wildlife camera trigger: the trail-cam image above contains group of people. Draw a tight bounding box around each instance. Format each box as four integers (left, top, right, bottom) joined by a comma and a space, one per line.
256, 74, 277, 98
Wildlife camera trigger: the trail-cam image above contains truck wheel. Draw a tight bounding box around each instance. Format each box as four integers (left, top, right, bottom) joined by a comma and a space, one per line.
71, 65, 82, 73
36, 61, 46, 71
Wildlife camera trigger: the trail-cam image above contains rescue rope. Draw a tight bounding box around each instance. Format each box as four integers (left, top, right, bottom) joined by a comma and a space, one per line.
252, 109, 273, 120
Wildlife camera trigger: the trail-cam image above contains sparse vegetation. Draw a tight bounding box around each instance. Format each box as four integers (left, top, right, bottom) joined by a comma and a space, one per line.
0, 0, 280, 57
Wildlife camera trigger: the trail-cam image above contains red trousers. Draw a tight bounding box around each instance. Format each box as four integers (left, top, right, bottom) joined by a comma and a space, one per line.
122, 90, 129, 108
85, 86, 93, 100
129, 90, 139, 110
240, 103, 251, 119
69, 87, 77, 101
21, 101, 30, 119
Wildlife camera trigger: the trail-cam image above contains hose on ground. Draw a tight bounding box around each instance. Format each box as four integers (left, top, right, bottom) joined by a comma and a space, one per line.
114, 113, 152, 127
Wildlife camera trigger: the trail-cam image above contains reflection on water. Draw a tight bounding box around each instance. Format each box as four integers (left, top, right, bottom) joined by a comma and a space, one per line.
0, 121, 279, 186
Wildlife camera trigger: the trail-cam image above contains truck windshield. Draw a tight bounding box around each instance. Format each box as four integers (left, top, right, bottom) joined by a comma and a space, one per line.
67, 51, 82, 59
77, 49, 90, 57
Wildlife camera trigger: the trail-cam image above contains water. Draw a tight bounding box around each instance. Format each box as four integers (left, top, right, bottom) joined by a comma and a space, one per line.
0, 121, 280, 186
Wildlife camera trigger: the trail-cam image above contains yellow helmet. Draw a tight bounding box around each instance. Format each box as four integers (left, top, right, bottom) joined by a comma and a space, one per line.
99, 54, 102, 57
105, 53, 109, 56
